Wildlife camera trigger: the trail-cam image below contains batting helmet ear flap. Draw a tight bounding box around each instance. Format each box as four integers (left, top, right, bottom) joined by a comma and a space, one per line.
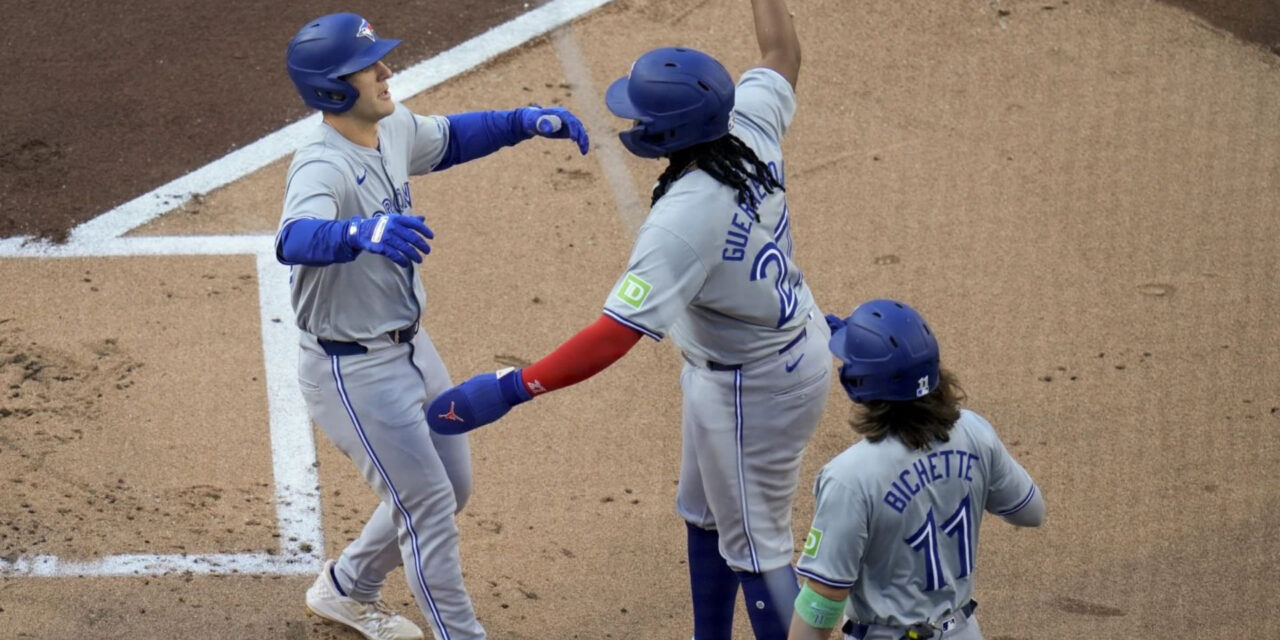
616, 125, 671, 158
301, 74, 359, 112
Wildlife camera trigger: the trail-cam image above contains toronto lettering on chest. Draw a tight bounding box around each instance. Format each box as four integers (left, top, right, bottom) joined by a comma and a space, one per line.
882, 449, 981, 514
362, 177, 413, 216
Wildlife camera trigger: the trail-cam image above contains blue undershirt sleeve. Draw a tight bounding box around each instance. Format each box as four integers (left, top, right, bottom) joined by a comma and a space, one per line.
276, 218, 360, 266
435, 109, 533, 172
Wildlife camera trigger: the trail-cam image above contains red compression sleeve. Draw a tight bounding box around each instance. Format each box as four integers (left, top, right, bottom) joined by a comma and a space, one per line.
520, 314, 643, 396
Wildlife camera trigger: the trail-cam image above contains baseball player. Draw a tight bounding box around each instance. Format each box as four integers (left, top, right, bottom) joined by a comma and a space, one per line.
424, 1, 826, 638
788, 300, 1046, 640
275, 13, 588, 640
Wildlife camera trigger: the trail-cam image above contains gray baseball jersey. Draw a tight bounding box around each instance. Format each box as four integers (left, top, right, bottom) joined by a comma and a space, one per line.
278, 103, 448, 341
279, 103, 489, 639
604, 67, 834, 578
603, 67, 814, 366
796, 409, 1038, 630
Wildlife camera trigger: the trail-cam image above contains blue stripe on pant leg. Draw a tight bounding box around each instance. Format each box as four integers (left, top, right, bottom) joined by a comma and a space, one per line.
733, 369, 761, 573
331, 356, 452, 640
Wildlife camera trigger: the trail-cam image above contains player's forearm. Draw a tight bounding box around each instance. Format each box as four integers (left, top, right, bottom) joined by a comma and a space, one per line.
787, 614, 835, 640
435, 109, 532, 171
790, 579, 847, 640
751, 0, 801, 86
519, 314, 643, 396
276, 218, 360, 266
424, 315, 641, 436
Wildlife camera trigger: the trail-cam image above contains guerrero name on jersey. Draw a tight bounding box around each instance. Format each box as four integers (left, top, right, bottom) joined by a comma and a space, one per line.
602, 68, 815, 367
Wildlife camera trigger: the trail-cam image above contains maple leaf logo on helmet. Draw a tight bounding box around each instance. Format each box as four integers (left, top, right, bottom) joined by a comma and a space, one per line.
356, 19, 377, 42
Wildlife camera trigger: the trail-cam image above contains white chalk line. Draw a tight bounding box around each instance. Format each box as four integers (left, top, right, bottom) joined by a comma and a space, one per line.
0, 0, 618, 252
0, 241, 320, 579
0, 0, 621, 578
0, 234, 270, 258
550, 27, 648, 235
256, 252, 323, 560
0, 553, 316, 578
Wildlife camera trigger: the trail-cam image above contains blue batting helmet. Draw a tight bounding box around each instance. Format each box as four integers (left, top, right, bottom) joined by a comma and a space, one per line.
286, 13, 401, 113
605, 47, 735, 158
828, 299, 941, 403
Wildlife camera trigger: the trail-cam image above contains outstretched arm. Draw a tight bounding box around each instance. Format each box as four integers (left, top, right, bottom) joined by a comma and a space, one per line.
519, 314, 642, 395
752, 0, 801, 89
427, 315, 642, 434
433, 106, 589, 171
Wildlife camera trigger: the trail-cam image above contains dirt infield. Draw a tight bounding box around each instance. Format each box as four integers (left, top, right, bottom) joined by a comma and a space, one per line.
1, 0, 1275, 242
2, 0, 1278, 639
1163, 0, 1280, 50
0, 0, 550, 242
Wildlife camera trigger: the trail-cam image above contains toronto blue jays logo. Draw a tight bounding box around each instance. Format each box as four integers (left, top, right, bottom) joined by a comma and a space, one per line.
356, 19, 377, 42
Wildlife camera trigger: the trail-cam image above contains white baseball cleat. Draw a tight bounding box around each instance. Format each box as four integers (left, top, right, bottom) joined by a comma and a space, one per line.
306, 559, 425, 640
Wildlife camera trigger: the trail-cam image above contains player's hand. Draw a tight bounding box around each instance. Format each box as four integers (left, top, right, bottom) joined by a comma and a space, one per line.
427, 367, 533, 435
520, 105, 590, 155
825, 313, 845, 334
344, 214, 434, 267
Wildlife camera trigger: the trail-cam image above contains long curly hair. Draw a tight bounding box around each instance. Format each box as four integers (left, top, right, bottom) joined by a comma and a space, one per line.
851, 368, 967, 452
650, 134, 783, 218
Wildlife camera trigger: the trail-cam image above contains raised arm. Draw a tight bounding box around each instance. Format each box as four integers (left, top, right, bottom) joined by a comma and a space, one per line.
752, 0, 801, 88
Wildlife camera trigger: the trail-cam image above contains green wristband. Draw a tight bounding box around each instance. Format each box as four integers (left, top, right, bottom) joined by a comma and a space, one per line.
794, 582, 845, 629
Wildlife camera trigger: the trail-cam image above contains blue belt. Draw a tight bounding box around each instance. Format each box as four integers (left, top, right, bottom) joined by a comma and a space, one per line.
843, 600, 977, 640
317, 324, 417, 357
704, 327, 807, 371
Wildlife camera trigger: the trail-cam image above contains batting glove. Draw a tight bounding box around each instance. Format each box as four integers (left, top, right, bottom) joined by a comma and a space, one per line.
825, 313, 846, 334
344, 214, 434, 268
427, 367, 533, 435
520, 106, 590, 155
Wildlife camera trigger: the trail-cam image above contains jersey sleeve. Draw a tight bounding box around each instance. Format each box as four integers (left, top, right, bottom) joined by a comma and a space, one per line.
972, 413, 1038, 517
731, 67, 797, 143
408, 111, 450, 175
601, 223, 708, 340
796, 470, 868, 589
280, 160, 346, 229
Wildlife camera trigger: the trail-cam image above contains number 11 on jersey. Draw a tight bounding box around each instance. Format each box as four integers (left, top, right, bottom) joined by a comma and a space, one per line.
904, 494, 974, 591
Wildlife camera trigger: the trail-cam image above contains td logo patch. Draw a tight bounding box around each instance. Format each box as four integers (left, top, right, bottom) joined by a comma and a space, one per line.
616, 273, 652, 310
802, 527, 823, 558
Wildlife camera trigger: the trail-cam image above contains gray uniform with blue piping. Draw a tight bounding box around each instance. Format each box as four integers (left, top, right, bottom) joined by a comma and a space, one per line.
796, 410, 1038, 640
277, 103, 486, 640
601, 68, 832, 575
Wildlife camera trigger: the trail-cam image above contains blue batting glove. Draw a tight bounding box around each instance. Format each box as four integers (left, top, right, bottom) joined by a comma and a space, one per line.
520, 106, 590, 155
344, 214, 434, 267
825, 313, 845, 334
427, 367, 533, 435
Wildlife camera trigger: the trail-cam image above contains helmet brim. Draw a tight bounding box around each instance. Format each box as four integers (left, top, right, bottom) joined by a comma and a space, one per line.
605, 76, 647, 121
331, 38, 402, 78
827, 325, 848, 364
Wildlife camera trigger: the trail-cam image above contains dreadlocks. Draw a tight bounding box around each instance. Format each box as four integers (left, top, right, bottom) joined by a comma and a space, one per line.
650, 134, 784, 217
